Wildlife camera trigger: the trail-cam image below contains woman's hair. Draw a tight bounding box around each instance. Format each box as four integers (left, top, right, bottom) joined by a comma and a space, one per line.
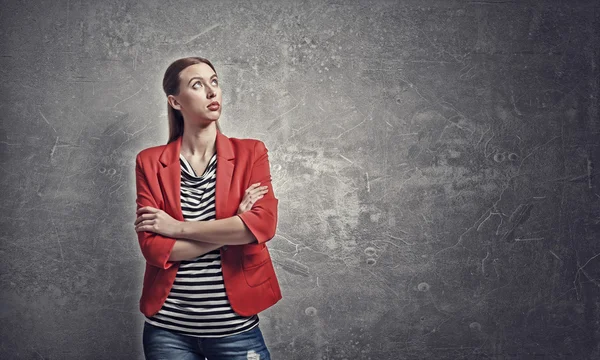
162, 57, 222, 144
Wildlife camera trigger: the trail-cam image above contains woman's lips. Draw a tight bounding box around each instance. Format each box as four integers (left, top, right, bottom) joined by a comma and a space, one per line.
207, 104, 220, 111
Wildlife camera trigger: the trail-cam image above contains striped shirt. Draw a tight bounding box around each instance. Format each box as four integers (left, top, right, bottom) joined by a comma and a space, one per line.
144, 152, 259, 337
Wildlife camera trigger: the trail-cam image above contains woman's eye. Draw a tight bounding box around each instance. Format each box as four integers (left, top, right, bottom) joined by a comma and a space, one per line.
212, 79, 218, 85
193, 81, 202, 88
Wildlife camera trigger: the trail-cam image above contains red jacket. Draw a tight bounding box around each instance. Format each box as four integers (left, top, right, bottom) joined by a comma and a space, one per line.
134, 129, 282, 317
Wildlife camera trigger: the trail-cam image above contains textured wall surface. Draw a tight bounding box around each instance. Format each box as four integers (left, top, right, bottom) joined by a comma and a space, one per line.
1, 0, 599, 359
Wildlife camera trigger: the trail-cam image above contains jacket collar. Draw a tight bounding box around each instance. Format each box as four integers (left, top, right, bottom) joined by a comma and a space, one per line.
159, 128, 235, 166
156, 128, 236, 221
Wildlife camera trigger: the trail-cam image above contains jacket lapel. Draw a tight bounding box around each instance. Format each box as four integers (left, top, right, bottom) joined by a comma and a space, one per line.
214, 130, 235, 220
157, 129, 235, 221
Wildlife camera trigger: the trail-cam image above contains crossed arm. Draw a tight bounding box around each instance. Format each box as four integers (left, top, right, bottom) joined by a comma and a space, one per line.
171, 215, 254, 262
149, 216, 256, 262
169, 214, 262, 261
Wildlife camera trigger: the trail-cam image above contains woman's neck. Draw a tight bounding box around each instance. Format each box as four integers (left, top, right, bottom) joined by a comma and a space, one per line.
180, 122, 217, 158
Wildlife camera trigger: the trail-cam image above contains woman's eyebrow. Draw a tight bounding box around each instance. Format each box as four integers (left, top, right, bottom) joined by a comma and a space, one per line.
188, 74, 218, 85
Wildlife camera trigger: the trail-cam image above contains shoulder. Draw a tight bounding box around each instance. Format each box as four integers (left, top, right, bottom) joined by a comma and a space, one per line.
228, 137, 269, 155
228, 136, 261, 148
135, 144, 167, 164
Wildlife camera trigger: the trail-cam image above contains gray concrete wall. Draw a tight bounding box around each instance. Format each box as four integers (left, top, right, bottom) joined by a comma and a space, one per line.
1, 0, 599, 359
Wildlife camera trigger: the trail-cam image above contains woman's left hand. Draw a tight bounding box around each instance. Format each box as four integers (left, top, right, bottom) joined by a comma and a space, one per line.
134, 206, 182, 238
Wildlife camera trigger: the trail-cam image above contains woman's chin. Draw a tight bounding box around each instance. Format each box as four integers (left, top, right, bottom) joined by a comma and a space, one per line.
204, 111, 221, 120
193, 114, 220, 124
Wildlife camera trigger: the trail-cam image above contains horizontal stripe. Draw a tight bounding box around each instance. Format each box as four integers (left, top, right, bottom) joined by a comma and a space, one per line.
181, 195, 216, 208
171, 284, 225, 292
151, 314, 258, 329
163, 298, 230, 308
177, 266, 222, 273
181, 175, 214, 184
174, 276, 224, 284
180, 188, 215, 202
178, 260, 221, 268
145, 317, 259, 338
159, 307, 236, 316
176, 266, 223, 273
179, 258, 221, 266
158, 309, 246, 321
169, 287, 226, 295
182, 168, 216, 180
164, 297, 231, 307
163, 299, 232, 307
181, 210, 216, 222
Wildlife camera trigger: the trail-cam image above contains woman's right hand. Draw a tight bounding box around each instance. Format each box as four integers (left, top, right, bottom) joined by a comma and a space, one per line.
237, 183, 269, 215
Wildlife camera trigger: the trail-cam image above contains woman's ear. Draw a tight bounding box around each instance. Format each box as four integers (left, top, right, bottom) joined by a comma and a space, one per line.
167, 95, 181, 111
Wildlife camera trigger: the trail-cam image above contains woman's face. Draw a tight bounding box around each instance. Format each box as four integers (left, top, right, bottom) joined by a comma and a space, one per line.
168, 62, 222, 125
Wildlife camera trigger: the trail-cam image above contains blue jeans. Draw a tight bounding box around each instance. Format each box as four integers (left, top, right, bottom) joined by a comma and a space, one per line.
142, 321, 271, 360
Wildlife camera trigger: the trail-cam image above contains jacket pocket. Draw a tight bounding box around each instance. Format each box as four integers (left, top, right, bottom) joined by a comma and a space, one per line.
242, 244, 270, 270
243, 255, 273, 287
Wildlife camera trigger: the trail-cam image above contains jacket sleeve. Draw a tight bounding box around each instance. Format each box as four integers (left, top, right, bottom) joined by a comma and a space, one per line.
237, 140, 279, 244
135, 154, 177, 269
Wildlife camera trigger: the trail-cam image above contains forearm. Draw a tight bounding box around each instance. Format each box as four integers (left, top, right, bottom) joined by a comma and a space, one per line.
178, 215, 257, 245
168, 239, 224, 261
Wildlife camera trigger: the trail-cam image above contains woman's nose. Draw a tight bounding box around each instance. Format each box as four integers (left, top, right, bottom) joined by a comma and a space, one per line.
207, 86, 217, 98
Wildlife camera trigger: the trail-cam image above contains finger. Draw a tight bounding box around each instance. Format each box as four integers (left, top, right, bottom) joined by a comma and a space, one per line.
135, 222, 154, 231
248, 188, 268, 196
245, 183, 261, 191
252, 187, 268, 194
134, 213, 153, 225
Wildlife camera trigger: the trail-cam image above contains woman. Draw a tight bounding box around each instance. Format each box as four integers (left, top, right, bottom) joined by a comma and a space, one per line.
133, 57, 281, 360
